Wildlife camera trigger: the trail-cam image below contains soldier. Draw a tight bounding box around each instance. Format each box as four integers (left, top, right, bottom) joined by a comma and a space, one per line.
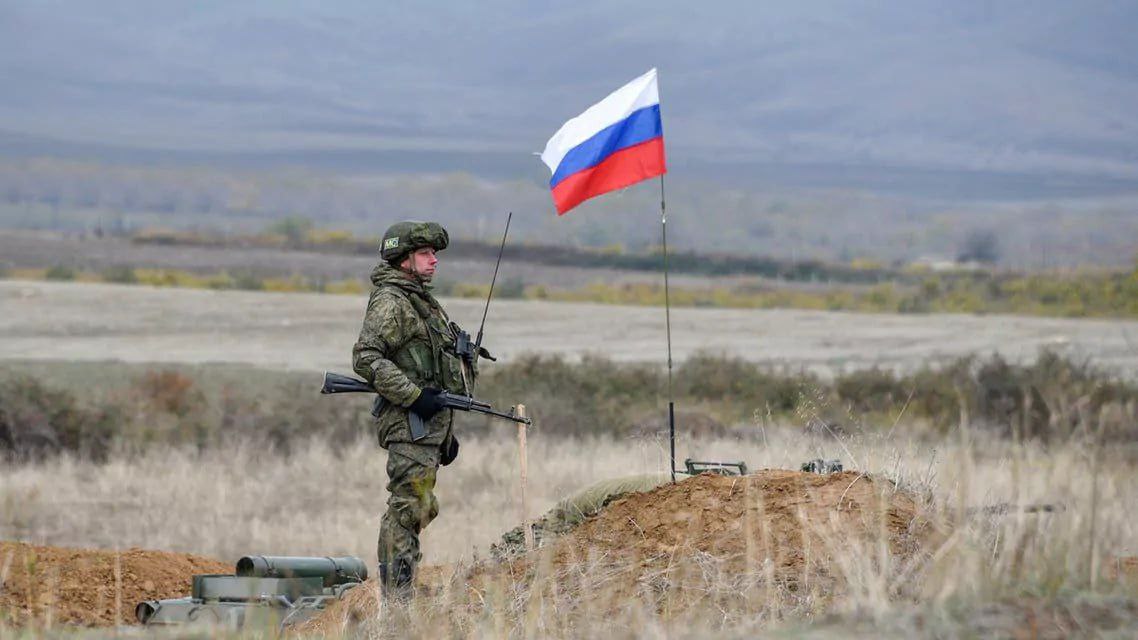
352, 220, 473, 599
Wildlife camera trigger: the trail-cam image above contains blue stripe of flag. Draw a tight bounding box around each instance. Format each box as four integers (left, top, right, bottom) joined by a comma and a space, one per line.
550, 104, 663, 189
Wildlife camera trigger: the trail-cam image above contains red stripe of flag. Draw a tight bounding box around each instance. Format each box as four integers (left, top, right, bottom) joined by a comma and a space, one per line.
551, 137, 667, 215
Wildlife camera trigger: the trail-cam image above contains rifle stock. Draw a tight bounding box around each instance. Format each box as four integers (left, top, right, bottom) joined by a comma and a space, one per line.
321, 372, 374, 394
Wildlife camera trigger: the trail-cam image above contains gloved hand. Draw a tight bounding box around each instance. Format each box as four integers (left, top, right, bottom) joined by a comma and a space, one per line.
441, 434, 460, 466
409, 387, 445, 421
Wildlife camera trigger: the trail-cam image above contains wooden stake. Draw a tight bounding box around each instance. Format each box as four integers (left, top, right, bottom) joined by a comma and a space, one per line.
114, 548, 122, 628
517, 404, 533, 551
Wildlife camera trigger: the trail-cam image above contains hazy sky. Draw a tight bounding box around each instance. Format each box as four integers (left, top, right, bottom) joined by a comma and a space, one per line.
2, 1, 1137, 185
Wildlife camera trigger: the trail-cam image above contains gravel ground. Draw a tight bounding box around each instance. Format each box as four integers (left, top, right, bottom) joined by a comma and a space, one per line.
3, 280, 1137, 378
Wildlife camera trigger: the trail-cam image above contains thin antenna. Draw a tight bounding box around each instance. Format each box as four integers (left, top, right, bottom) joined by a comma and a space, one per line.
476, 211, 512, 349
660, 176, 676, 483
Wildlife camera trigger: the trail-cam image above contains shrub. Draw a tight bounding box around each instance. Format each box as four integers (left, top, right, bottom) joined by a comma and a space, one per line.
0, 376, 117, 461
266, 216, 314, 246
957, 229, 1001, 264
478, 353, 663, 438
101, 265, 138, 284
497, 276, 526, 299
5, 351, 1137, 461
676, 351, 815, 416
835, 367, 904, 414
45, 265, 77, 281
133, 370, 201, 417
231, 270, 264, 291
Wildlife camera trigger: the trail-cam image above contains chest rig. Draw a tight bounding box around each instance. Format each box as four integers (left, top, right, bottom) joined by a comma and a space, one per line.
389, 287, 468, 396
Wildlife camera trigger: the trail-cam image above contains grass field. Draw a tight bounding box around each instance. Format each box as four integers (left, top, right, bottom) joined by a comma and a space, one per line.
3, 277, 1138, 636
3, 428, 1137, 637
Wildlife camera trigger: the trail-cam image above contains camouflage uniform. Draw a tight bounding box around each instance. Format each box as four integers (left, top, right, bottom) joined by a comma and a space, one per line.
352, 229, 472, 596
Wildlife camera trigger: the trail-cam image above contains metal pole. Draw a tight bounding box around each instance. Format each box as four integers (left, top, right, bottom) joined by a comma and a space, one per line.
660, 175, 676, 483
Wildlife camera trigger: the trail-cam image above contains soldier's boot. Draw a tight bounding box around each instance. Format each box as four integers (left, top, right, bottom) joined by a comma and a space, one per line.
378, 556, 416, 602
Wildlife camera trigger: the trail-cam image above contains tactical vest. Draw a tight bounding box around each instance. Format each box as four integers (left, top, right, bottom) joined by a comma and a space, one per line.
382, 285, 468, 396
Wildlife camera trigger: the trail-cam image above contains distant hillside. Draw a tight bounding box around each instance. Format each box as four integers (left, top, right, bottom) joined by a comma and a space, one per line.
2, 1, 1138, 190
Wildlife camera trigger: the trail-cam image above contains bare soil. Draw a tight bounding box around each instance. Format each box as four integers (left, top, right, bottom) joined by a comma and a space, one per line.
4, 280, 1138, 378
0, 541, 228, 627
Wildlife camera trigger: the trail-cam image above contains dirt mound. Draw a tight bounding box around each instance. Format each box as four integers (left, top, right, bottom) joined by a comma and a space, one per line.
496, 469, 941, 609
0, 541, 228, 627
307, 470, 942, 632
1108, 556, 1138, 584
492, 473, 671, 559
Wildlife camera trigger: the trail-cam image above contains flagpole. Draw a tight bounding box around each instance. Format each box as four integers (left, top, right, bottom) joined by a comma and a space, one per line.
659, 175, 676, 483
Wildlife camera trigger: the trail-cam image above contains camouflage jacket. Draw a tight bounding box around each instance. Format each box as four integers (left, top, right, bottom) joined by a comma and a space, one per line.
352, 262, 473, 450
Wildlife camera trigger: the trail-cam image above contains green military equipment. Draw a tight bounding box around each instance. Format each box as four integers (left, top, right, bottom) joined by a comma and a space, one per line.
380, 220, 449, 264
136, 555, 366, 630
801, 458, 843, 474
352, 261, 473, 431
236, 555, 367, 586
682, 458, 749, 476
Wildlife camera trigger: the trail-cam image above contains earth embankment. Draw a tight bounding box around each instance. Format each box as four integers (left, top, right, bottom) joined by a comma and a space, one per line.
307, 470, 943, 633
0, 541, 227, 627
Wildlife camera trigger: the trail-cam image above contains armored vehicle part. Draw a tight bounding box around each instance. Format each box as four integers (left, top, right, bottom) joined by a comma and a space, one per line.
683, 458, 748, 476
801, 458, 843, 474
236, 555, 367, 587
136, 555, 366, 630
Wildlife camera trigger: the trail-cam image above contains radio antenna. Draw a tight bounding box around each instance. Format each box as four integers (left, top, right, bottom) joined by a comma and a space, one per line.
475, 211, 512, 350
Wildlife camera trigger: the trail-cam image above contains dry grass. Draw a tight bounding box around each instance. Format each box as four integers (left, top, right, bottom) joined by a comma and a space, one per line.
2, 424, 1138, 637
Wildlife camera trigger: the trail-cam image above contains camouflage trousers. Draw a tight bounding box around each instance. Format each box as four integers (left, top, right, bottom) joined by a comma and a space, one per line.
378, 443, 440, 573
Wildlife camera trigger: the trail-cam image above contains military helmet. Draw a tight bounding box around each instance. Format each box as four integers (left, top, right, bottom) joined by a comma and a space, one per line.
380, 220, 449, 264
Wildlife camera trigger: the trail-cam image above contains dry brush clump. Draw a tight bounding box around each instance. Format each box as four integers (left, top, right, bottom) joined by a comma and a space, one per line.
0, 365, 374, 461
3, 350, 1138, 463
0, 376, 120, 462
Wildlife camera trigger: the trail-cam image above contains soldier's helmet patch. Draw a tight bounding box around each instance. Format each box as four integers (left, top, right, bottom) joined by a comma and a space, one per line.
383, 237, 400, 250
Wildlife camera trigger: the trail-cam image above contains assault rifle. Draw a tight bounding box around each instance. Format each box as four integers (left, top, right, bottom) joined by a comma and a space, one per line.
320, 372, 530, 441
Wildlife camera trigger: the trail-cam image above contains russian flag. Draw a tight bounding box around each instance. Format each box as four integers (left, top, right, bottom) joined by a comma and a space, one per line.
540, 69, 666, 215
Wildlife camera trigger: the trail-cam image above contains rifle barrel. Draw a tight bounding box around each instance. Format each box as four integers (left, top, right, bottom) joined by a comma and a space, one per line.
471, 405, 532, 425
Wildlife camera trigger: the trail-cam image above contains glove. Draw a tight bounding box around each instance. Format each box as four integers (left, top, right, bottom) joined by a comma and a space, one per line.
409, 387, 445, 421
440, 435, 460, 466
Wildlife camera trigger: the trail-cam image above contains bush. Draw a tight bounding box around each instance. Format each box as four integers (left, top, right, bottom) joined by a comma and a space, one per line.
266, 216, 314, 247
957, 229, 1002, 264
0, 376, 118, 461
4, 351, 1136, 461
45, 265, 77, 281
497, 276, 526, 299
676, 352, 814, 415
231, 270, 264, 291
134, 370, 201, 417
101, 265, 138, 284
835, 368, 904, 414
478, 353, 664, 438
